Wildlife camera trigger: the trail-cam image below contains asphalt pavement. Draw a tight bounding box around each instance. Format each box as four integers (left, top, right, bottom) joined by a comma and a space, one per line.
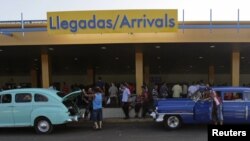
0, 119, 207, 141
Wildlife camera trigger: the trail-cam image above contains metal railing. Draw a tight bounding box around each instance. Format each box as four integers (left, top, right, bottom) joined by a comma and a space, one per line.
0, 9, 249, 35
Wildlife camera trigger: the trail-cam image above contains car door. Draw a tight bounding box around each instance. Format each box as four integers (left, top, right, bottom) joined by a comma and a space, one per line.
222, 92, 246, 123
12, 93, 33, 126
0, 94, 14, 127
244, 92, 250, 122
194, 99, 212, 123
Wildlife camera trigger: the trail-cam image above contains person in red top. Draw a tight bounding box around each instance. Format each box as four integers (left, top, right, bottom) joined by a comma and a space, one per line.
62, 82, 70, 94
205, 87, 223, 125
128, 83, 135, 94
211, 89, 223, 125
134, 94, 142, 118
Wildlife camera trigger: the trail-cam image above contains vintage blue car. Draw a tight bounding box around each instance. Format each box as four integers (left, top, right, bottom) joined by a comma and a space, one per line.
0, 88, 83, 134
151, 87, 250, 129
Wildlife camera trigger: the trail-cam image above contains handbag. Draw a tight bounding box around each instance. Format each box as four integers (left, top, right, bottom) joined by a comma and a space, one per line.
106, 97, 111, 105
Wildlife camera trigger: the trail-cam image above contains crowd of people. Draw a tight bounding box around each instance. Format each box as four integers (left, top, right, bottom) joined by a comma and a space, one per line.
0, 78, 230, 129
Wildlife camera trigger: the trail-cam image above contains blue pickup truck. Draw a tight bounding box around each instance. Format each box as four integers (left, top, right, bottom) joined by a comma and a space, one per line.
151, 87, 250, 129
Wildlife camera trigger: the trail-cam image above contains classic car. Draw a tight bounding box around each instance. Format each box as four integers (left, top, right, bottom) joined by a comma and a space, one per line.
151, 87, 250, 129
0, 88, 83, 134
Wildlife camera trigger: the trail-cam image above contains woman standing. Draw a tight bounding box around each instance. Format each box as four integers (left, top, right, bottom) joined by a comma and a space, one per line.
84, 87, 103, 130
205, 86, 223, 125
210, 89, 223, 125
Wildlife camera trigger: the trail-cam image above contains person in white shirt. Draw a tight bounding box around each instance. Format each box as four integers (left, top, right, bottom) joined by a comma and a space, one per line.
172, 83, 182, 98
188, 82, 198, 98
121, 83, 131, 119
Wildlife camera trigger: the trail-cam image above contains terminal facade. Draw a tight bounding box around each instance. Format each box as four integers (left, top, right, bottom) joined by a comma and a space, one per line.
0, 10, 250, 94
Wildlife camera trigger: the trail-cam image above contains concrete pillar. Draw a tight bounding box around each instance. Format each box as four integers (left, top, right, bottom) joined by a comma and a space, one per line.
232, 50, 240, 86
135, 47, 143, 95
41, 49, 50, 88
208, 65, 215, 85
30, 68, 37, 87
87, 66, 94, 86
144, 65, 150, 85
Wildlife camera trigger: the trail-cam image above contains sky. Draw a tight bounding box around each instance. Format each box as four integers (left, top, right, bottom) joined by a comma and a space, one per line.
0, 0, 250, 21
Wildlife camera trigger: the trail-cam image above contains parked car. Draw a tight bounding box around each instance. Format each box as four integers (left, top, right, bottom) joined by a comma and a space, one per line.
0, 88, 83, 134
151, 87, 250, 129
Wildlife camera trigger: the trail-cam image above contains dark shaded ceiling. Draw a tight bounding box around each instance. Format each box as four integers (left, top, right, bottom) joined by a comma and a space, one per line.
0, 43, 250, 75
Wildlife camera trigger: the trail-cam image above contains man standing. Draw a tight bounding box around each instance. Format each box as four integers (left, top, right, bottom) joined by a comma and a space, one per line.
172, 82, 182, 98
141, 86, 149, 118
188, 82, 198, 98
151, 84, 159, 102
159, 82, 168, 98
96, 77, 105, 91
121, 83, 131, 119
108, 83, 118, 106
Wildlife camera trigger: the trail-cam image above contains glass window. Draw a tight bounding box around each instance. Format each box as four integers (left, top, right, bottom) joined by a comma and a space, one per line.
34, 94, 48, 102
15, 93, 32, 103
244, 92, 250, 101
2, 94, 12, 103
57, 92, 66, 97
224, 92, 243, 101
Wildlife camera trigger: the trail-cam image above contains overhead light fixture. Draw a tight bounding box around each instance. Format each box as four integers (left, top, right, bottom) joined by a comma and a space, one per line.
101, 46, 107, 50
198, 56, 204, 59
34, 58, 38, 61
48, 47, 54, 51
210, 45, 215, 48
155, 45, 161, 49
74, 57, 78, 61
241, 56, 245, 59
115, 57, 119, 60
0, 49, 3, 52
157, 56, 161, 60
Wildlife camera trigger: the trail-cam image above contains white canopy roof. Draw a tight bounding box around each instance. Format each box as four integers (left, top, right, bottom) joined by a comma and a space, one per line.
0, 0, 249, 21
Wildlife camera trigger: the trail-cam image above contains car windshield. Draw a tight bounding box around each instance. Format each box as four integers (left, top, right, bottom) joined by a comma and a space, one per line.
57, 92, 67, 97
190, 87, 208, 102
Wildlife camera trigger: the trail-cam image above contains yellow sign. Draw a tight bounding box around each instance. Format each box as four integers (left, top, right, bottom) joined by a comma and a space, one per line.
47, 10, 178, 34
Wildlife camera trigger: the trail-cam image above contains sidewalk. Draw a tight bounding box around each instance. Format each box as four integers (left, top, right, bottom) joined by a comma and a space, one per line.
103, 117, 153, 123
79, 108, 153, 123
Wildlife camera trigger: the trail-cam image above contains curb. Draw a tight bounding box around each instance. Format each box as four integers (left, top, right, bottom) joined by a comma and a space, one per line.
103, 118, 153, 123
77, 118, 153, 124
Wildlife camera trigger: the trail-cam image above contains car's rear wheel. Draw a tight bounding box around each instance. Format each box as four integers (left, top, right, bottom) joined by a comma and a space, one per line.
35, 117, 53, 134
164, 115, 182, 129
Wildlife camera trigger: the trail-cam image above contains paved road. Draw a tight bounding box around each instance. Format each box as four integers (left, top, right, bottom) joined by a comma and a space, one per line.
0, 121, 207, 141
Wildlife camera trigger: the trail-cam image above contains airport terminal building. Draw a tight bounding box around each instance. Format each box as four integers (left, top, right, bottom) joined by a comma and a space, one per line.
0, 9, 250, 94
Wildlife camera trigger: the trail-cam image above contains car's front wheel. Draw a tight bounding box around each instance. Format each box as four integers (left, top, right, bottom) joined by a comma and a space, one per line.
34, 117, 53, 134
164, 115, 182, 129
